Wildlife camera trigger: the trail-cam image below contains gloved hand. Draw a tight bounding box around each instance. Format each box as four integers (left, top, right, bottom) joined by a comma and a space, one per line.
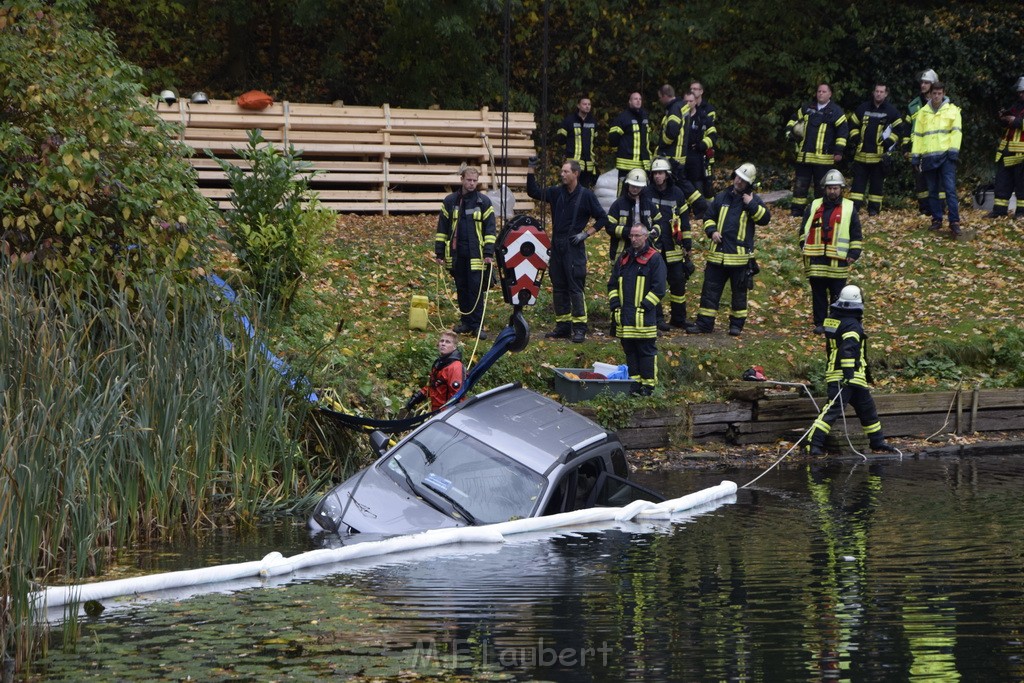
948, 150, 959, 163
883, 138, 896, 152
841, 374, 853, 387
404, 392, 426, 411
609, 301, 620, 312
571, 230, 589, 245
705, 147, 715, 159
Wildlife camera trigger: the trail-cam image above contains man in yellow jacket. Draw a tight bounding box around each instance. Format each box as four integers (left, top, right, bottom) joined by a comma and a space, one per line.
910, 82, 963, 236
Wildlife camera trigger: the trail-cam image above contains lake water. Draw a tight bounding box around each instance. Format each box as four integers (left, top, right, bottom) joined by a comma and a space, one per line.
34, 453, 1024, 682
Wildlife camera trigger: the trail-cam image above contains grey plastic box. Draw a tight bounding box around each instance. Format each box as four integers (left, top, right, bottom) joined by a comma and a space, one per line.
551, 367, 635, 402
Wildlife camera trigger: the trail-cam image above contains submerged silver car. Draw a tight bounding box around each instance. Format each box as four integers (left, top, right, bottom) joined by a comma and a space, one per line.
309, 383, 662, 537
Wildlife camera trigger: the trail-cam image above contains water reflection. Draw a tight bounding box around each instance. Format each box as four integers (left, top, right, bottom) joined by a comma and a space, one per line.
38, 454, 1024, 682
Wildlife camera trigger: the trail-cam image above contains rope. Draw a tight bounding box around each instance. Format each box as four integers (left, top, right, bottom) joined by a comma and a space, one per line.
924, 376, 963, 441
741, 388, 847, 489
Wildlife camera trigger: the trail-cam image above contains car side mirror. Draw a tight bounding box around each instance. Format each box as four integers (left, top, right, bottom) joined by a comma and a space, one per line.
369, 430, 390, 456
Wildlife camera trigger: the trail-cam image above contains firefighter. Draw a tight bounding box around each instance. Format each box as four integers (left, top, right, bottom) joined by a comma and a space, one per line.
786, 83, 849, 217
526, 159, 607, 343
608, 92, 652, 195
686, 81, 718, 199
806, 285, 897, 456
404, 330, 465, 412
905, 69, 940, 215
800, 170, 863, 333
987, 77, 1024, 219
848, 83, 903, 215
649, 157, 706, 329
556, 96, 598, 189
686, 163, 770, 336
599, 168, 659, 265
910, 81, 963, 236
609, 223, 667, 396
656, 84, 689, 180
435, 166, 496, 338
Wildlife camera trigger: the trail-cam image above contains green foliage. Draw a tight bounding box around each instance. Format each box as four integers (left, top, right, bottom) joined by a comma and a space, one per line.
0, 269, 327, 666
0, 0, 217, 291
210, 130, 332, 308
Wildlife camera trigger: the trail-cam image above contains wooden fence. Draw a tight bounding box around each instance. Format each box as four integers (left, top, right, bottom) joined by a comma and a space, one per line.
153, 99, 537, 214
578, 387, 1024, 451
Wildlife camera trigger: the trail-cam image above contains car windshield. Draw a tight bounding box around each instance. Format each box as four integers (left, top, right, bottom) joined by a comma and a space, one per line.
383, 422, 547, 524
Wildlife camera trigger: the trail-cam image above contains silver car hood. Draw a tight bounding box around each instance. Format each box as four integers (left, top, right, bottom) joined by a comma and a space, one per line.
332, 464, 464, 536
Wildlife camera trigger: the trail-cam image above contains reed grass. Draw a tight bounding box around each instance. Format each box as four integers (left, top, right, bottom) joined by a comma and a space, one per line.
0, 269, 328, 668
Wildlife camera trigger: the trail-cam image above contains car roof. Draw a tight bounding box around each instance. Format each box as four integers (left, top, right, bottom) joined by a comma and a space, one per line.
439, 384, 612, 474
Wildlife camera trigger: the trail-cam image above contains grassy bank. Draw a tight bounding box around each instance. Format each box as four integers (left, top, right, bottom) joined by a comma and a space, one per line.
0, 272, 349, 665
271, 203, 1024, 417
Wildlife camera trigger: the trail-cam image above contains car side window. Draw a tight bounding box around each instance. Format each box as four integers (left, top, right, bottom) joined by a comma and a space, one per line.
544, 457, 606, 515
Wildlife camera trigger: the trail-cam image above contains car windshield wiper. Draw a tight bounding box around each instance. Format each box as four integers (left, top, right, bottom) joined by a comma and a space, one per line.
421, 479, 478, 525
389, 457, 450, 515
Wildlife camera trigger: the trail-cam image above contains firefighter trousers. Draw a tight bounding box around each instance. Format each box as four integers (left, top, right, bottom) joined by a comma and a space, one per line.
656, 261, 688, 326
993, 160, 1024, 216
808, 382, 885, 448
621, 337, 658, 389
791, 163, 829, 216
695, 261, 747, 332
452, 256, 485, 331
549, 240, 588, 328
850, 161, 887, 214
809, 277, 846, 327
684, 152, 713, 199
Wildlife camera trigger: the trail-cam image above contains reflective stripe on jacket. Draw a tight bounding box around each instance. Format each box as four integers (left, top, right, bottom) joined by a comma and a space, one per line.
787, 100, 849, 164
608, 245, 666, 339
435, 190, 496, 270
703, 188, 771, 266
910, 100, 962, 170
800, 198, 862, 279
556, 112, 597, 172
608, 108, 652, 171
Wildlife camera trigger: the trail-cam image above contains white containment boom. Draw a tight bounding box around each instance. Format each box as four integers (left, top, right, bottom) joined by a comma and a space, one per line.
35, 481, 738, 611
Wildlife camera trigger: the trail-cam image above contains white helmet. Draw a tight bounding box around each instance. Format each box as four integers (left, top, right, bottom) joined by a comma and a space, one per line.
625, 168, 648, 188
190, 91, 209, 104
159, 89, 177, 105
1015, 76, 1024, 92
834, 285, 863, 310
651, 158, 672, 173
822, 169, 846, 187
920, 69, 939, 84
733, 163, 756, 184
791, 121, 806, 141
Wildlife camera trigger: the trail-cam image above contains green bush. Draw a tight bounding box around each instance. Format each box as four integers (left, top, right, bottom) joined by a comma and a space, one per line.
0, 0, 217, 292
210, 130, 333, 309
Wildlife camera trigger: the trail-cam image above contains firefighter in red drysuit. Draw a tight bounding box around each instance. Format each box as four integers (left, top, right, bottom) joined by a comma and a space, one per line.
404, 330, 466, 412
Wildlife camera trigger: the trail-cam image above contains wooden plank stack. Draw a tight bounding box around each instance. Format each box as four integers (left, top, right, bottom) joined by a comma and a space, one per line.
153, 99, 537, 214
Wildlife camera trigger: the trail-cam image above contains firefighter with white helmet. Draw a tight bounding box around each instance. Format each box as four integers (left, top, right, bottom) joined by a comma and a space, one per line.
800, 169, 863, 334
597, 167, 660, 266
987, 76, 1024, 219
648, 157, 707, 329
806, 285, 897, 456
686, 162, 770, 336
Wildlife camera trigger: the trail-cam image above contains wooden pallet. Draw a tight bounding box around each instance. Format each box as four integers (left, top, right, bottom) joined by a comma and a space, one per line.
154, 99, 537, 214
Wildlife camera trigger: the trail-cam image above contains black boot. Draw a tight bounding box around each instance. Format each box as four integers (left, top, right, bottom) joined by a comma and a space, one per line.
870, 440, 898, 453
571, 323, 587, 344
545, 323, 571, 339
